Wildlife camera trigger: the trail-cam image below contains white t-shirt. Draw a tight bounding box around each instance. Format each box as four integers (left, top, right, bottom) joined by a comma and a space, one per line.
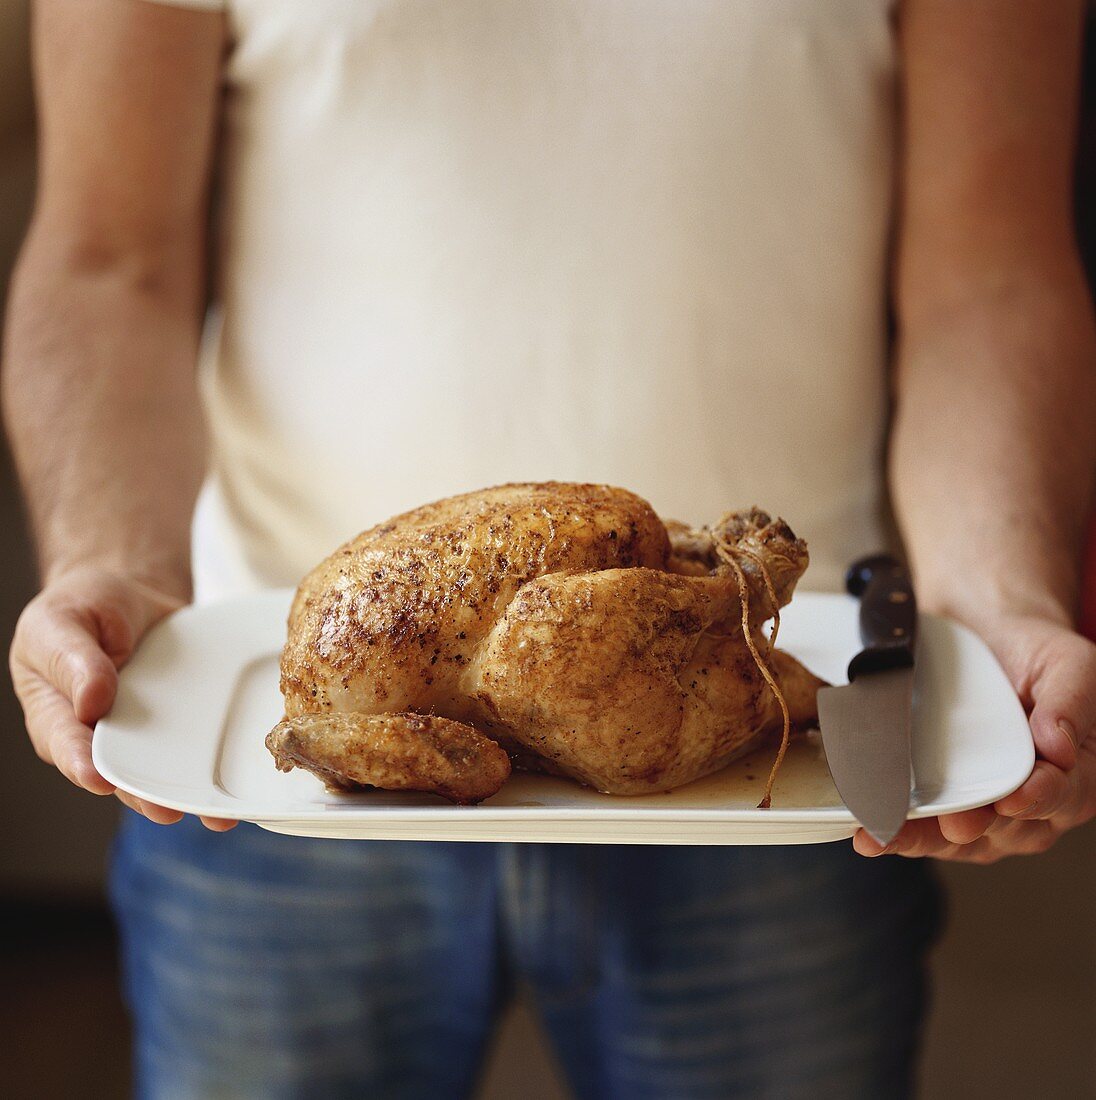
150, 0, 898, 599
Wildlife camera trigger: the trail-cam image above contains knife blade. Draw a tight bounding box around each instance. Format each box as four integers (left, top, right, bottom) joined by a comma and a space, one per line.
817, 554, 917, 846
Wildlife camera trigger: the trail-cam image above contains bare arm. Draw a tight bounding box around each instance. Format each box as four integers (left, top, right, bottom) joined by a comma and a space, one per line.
893, 0, 1096, 625
867, 0, 1096, 860
5, 0, 222, 591
2, 0, 226, 822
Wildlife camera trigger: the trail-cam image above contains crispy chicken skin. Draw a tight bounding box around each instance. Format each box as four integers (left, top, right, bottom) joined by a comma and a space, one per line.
269, 482, 823, 801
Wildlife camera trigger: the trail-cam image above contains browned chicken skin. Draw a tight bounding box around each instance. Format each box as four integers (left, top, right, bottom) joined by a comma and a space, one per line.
267, 712, 510, 804
267, 482, 824, 802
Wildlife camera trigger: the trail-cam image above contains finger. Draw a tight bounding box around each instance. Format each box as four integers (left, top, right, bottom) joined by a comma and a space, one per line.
887, 819, 955, 858
114, 790, 143, 815
14, 604, 120, 723
995, 760, 1071, 820
855, 818, 963, 860
956, 819, 1058, 862
937, 806, 996, 845
141, 801, 185, 825
20, 676, 116, 795
1027, 637, 1096, 770
865, 815, 1061, 864
852, 828, 891, 856
114, 790, 184, 825
853, 818, 946, 858
916, 835, 1003, 865
115, 790, 230, 830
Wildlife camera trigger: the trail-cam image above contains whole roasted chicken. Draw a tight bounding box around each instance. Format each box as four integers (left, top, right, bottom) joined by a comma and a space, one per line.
267, 483, 824, 803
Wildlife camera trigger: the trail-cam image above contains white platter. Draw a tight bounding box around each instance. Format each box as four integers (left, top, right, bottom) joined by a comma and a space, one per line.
93, 590, 1034, 844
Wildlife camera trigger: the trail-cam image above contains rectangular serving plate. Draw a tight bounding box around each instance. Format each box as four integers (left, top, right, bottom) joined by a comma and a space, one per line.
93, 590, 1034, 844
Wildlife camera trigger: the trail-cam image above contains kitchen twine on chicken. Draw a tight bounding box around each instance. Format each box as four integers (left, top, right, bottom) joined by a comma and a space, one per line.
709, 517, 790, 809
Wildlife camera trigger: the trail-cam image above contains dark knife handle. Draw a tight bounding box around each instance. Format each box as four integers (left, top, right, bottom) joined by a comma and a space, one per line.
844, 554, 917, 681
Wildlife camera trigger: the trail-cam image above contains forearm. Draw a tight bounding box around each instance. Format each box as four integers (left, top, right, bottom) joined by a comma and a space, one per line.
2, 229, 207, 601
890, 267, 1096, 629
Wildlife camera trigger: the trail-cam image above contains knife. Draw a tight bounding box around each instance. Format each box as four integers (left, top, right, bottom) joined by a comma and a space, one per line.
817, 553, 917, 847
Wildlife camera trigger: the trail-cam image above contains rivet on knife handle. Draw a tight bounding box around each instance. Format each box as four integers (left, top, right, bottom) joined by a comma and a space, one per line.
844, 554, 917, 681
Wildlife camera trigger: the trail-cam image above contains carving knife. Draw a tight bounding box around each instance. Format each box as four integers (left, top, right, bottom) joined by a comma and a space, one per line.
817, 554, 917, 846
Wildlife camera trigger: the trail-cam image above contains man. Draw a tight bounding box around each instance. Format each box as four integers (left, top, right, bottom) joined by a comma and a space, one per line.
4, 1, 1095, 1097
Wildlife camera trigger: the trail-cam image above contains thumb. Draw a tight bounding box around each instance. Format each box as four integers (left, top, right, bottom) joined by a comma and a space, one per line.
1026, 632, 1096, 771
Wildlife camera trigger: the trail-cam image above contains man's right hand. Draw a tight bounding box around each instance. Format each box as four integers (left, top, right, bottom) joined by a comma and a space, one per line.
10, 567, 236, 831
2, 4, 228, 829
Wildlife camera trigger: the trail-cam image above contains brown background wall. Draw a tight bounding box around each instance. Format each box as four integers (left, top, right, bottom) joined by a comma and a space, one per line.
1, 3, 1092, 1097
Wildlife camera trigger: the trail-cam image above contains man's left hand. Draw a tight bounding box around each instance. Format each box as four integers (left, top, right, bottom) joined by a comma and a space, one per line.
854, 614, 1096, 863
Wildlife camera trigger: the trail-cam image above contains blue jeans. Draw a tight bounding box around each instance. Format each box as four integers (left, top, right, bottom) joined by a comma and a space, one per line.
110, 816, 939, 1099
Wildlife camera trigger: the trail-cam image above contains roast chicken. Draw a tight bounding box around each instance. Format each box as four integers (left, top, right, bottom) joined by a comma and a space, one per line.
267, 482, 824, 803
